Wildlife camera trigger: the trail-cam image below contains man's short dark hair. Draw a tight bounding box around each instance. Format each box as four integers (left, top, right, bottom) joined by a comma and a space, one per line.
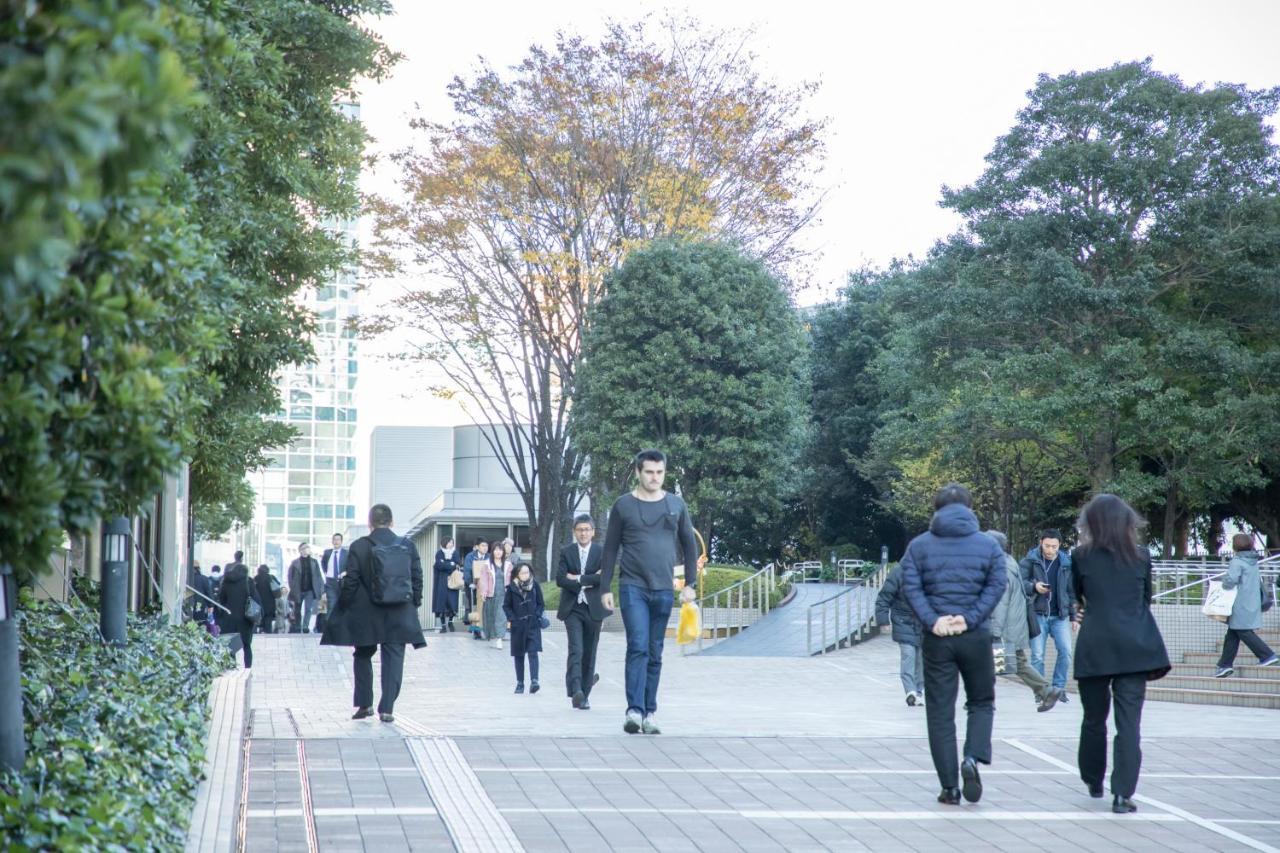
332, 532, 343, 541
633, 448, 666, 471
233, 550, 244, 562
573, 514, 594, 527
369, 504, 393, 527
933, 483, 972, 510
1040, 528, 1063, 542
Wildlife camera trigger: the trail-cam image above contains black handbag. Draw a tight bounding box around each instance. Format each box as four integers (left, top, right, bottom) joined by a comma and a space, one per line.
245, 596, 263, 625
1026, 596, 1041, 639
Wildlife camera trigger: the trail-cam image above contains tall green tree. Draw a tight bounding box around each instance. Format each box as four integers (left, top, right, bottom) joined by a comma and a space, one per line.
869, 60, 1280, 553
573, 240, 806, 561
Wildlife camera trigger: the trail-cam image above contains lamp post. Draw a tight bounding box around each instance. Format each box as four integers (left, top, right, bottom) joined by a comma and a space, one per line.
0, 562, 23, 771
101, 517, 131, 646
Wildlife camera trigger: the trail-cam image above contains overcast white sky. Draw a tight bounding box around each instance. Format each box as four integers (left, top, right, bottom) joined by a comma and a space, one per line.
350, 0, 1280, 509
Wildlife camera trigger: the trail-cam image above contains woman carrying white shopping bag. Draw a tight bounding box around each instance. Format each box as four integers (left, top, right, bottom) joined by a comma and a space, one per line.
1214, 534, 1279, 678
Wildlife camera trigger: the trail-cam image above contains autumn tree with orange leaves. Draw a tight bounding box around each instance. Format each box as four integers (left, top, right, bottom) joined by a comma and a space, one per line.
366, 17, 826, 569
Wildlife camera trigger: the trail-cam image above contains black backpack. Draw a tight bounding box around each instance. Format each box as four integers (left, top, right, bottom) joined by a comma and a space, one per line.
370, 536, 413, 606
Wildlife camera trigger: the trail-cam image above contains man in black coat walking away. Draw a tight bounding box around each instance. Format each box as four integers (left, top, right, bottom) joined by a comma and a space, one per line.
557, 514, 608, 710
321, 504, 426, 722
901, 483, 1006, 806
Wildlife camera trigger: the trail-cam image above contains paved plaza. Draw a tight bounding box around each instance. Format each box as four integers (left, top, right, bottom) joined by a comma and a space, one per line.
191, 628, 1280, 852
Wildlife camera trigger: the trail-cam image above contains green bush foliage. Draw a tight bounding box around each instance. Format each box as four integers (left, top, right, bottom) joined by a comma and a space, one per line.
0, 590, 233, 850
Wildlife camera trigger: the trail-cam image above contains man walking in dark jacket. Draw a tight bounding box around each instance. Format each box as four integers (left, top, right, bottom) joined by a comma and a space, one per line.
875, 564, 925, 707
557, 514, 608, 710
1020, 529, 1077, 697
320, 504, 427, 722
902, 483, 1007, 805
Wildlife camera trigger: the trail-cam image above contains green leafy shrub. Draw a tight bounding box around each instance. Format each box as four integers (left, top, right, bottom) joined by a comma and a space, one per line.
0, 589, 233, 850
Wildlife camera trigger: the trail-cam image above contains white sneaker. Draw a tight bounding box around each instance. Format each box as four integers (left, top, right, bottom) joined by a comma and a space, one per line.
641, 714, 661, 735
496, 639, 503, 650
623, 710, 642, 734
915, 692, 925, 706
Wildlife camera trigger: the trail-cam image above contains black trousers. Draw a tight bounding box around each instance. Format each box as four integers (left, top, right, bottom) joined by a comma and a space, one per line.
564, 608, 602, 698
1218, 628, 1276, 668
1078, 672, 1147, 798
922, 628, 996, 789
239, 630, 254, 669
353, 643, 406, 714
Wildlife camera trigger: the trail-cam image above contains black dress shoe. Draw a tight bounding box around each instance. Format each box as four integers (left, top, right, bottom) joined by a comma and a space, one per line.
593, 673, 600, 686
961, 757, 983, 803
352, 707, 374, 720
937, 787, 961, 805
1113, 795, 1137, 813
447, 620, 456, 632
530, 681, 540, 694
579, 699, 590, 710
514, 683, 525, 694
1087, 783, 1104, 799
572, 690, 585, 709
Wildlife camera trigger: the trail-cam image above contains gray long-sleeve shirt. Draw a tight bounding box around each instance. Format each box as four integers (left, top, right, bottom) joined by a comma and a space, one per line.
600, 492, 699, 592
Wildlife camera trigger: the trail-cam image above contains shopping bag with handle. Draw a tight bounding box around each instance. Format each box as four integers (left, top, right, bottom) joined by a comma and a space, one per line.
1201, 580, 1236, 622
676, 601, 701, 645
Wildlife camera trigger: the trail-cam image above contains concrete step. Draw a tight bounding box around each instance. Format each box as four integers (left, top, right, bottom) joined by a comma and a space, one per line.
1144, 685, 1280, 710
1175, 662, 1280, 680
1162, 674, 1280, 694
1182, 650, 1280, 664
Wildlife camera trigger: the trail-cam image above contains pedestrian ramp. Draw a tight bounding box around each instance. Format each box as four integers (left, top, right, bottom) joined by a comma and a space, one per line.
696, 582, 880, 657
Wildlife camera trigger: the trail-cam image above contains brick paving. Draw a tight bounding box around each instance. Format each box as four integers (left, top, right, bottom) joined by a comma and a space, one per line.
200, 628, 1280, 852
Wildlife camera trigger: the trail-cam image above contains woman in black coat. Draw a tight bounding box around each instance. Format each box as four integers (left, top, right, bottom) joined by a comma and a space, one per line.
217, 563, 262, 668
1071, 494, 1170, 815
253, 565, 278, 634
432, 538, 461, 633
502, 563, 545, 694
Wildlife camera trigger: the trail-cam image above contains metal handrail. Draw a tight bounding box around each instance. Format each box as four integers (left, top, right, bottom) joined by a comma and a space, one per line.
694, 562, 778, 652
186, 584, 231, 615
805, 574, 883, 656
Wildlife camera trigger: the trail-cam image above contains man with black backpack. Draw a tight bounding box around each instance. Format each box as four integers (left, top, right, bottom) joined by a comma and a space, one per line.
321, 504, 427, 722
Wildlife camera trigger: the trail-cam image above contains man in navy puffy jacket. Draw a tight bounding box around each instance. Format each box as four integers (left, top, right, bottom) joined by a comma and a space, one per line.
901, 483, 1007, 806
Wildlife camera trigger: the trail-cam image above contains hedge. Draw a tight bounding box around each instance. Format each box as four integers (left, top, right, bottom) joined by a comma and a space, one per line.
0, 588, 233, 850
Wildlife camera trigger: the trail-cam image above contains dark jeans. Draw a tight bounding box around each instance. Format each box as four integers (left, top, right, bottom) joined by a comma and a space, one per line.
515, 653, 540, 684
239, 630, 254, 669
620, 584, 674, 716
922, 628, 996, 789
353, 643, 406, 714
565, 608, 602, 698
1078, 672, 1147, 798
1218, 628, 1276, 668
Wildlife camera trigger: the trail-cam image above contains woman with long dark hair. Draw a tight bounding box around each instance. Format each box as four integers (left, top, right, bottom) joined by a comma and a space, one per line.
1071, 494, 1170, 814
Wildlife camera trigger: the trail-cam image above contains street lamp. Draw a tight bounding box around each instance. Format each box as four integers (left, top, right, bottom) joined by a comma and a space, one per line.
101, 517, 131, 646
0, 562, 22, 771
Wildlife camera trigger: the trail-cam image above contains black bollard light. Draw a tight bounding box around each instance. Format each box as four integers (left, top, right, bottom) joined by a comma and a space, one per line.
101, 517, 131, 646
0, 562, 23, 771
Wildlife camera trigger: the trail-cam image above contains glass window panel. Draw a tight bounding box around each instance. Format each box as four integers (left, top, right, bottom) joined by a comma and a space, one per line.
266, 503, 285, 518
315, 406, 335, 422
290, 389, 312, 404
342, 424, 356, 438
344, 505, 356, 519
266, 453, 285, 468
288, 521, 309, 536
315, 423, 335, 438
289, 405, 312, 419
314, 505, 333, 519
288, 504, 309, 519
266, 520, 285, 535
287, 454, 308, 469
316, 473, 336, 487
288, 471, 311, 486
347, 375, 357, 389
343, 456, 356, 471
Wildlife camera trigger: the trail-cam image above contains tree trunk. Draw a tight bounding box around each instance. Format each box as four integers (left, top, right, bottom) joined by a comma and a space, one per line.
1088, 429, 1115, 494
1162, 483, 1179, 560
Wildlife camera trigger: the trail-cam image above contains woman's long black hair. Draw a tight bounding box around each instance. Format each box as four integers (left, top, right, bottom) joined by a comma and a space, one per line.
1076, 494, 1147, 565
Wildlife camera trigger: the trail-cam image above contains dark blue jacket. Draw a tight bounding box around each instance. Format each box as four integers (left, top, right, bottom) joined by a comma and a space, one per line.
874, 565, 923, 647
900, 503, 1007, 632
1019, 546, 1076, 621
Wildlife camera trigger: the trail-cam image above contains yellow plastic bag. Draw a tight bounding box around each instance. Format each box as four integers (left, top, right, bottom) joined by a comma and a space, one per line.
676, 601, 701, 645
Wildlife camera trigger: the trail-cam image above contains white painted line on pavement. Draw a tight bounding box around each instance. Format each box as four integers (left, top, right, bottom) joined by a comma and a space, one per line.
470, 766, 1073, 776
1004, 738, 1280, 853
501, 807, 1180, 822
821, 659, 892, 687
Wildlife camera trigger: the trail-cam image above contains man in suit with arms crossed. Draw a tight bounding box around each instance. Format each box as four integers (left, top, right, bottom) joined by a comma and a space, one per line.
321, 532, 349, 616
557, 514, 607, 710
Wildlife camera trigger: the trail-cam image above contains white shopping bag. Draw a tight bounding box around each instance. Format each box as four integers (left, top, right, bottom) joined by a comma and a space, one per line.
1201, 580, 1236, 622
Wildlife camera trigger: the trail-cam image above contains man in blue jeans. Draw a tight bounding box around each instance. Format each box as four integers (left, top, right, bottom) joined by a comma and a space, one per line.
600, 449, 702, 735
1019, 529, 1077, 697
